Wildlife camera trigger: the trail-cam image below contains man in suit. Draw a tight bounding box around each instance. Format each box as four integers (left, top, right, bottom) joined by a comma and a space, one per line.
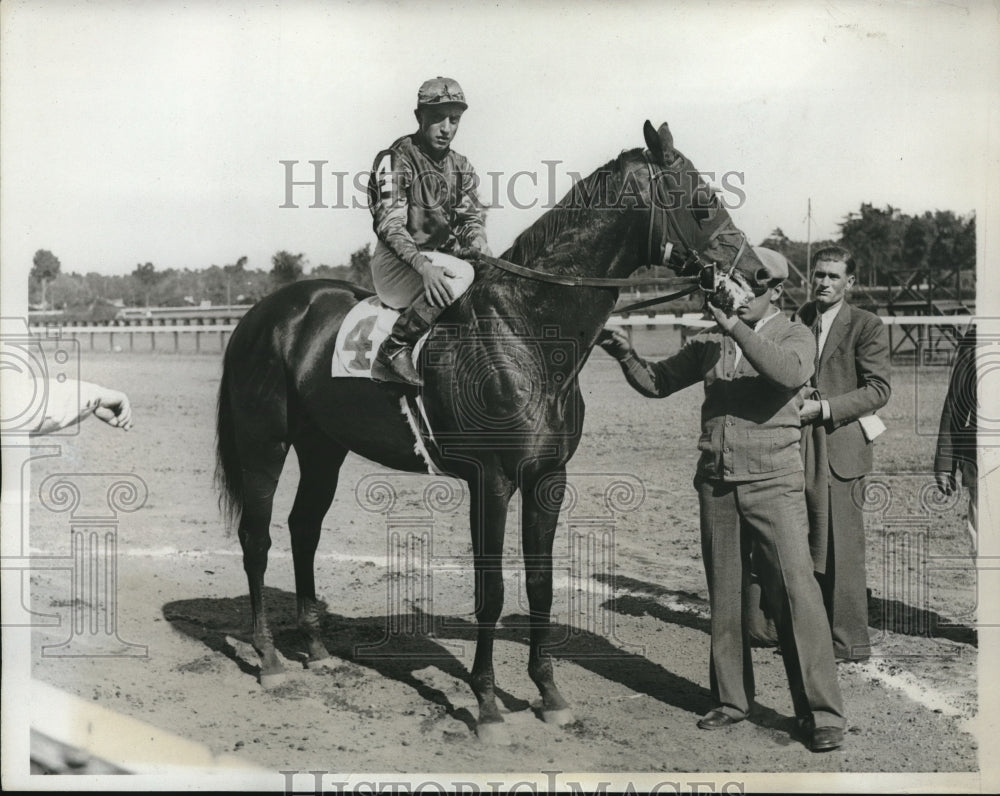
599, 247, 846, 752
796, 245, 891, 663
935, 324, 977, 548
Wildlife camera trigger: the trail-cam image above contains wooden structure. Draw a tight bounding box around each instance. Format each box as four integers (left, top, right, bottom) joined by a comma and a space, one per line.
882, 267, 973, 364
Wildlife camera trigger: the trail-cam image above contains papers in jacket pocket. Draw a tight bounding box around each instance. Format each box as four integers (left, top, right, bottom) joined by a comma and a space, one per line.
859, 414, 887, 442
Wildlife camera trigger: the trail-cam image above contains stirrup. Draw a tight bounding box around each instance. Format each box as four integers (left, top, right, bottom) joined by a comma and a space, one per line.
371, 346, 422, 387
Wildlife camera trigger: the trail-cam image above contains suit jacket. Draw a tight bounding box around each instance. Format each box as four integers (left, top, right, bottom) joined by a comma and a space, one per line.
934, 324, 977, 476
794, 301, 891, 480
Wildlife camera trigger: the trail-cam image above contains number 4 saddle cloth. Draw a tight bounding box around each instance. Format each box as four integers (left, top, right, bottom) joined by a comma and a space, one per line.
331, 297, 441, 474
331, 297, 429, 380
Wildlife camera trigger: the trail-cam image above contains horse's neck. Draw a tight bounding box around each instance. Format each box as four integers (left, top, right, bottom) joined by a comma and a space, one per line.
471, 268, 620, 395
474, 203, 644, 372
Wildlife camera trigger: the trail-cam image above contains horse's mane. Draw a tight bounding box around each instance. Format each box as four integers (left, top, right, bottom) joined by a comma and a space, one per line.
500, 148, 642, 267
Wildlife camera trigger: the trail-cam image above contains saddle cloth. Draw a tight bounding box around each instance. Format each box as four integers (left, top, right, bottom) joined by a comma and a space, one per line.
331, 297, 440, 474
331, 296, 427, 379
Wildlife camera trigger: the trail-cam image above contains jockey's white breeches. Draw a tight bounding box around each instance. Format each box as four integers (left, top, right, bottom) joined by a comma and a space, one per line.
371, 241, 475, 310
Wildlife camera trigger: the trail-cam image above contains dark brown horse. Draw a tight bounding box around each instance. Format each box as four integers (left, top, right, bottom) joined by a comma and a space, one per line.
215, 120, 763, 743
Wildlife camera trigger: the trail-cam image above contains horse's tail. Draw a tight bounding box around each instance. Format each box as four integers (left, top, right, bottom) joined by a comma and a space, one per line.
214, 279, 366, 531
214, 341, 243, 531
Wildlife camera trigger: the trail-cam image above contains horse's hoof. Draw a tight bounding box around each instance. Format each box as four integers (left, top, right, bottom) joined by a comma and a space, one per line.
542, 708, 574, 726
259, 670, 287, 689
476, 722, 512, 746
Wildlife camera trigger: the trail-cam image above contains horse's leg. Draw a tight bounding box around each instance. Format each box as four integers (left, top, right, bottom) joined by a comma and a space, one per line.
522, 466, 573, 725
237, 441, 289, 688
468, 472, 515, 745
289, 433, 348, 667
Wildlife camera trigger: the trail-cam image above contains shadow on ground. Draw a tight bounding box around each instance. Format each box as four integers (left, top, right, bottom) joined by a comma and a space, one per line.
163, 588, 715, 730
163, 584, 810, 741
868, 594, 977, 649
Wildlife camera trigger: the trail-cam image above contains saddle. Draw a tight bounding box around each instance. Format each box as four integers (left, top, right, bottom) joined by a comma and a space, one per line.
331, 297, 429, 379
332, 297, 440, 473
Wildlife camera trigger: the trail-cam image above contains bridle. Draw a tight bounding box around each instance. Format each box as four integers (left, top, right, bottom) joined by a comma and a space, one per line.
476, 152, 752, 313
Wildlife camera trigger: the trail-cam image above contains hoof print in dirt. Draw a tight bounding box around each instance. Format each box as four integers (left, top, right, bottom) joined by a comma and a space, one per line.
541, 708, 574, 726
259, 671, 288, 690
476, 722, 512, 746
562, 720, 595, 739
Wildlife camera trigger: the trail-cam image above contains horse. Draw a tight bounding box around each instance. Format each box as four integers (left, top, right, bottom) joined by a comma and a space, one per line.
215, 120, 765, 744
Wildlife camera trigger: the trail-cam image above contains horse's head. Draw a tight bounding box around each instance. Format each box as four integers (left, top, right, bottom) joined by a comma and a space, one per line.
500, 121, 773, 315
639, 120, 768, 306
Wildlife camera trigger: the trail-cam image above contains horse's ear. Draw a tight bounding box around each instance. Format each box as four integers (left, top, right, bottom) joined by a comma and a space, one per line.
643, 120, 676, 164
643, 120, 662, 161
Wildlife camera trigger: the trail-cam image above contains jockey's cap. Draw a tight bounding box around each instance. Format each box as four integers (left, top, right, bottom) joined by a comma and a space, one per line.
417, 77, 467, 110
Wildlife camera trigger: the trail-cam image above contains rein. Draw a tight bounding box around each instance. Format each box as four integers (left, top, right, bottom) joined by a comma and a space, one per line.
478, 253, 705, 312
474, 153, 752, 314
476, 253, 702, 290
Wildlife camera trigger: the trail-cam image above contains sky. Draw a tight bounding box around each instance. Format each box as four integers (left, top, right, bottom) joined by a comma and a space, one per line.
1, 0, 998, 283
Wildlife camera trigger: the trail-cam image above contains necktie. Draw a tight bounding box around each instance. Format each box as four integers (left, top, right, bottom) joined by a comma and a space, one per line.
813, 314, 823, 383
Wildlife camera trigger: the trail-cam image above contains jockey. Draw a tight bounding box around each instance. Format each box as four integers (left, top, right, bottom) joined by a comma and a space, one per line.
367, 76, 490, 386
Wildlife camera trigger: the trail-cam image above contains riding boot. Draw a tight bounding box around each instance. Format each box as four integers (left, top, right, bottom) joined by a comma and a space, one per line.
371, 296, 442, 387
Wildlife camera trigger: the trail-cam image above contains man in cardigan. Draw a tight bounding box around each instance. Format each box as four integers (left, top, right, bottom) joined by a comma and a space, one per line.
599, 247, 845, 752
795, 245, 891, 662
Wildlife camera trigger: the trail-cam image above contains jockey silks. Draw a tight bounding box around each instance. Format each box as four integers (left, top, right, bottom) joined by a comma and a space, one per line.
368, 134, 487, 271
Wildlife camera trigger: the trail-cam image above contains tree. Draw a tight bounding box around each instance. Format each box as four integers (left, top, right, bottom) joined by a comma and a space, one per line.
348, 243, 374, 290
270, 251, 305, 287
838, 203, 906, 286
31, 249, 61, 308
901, 214, 932, 269
757, 228, 835, 288
132, 262, 161, 306
760, 228, 791, 253
48, 272, 89, 309
311, 263, 353, 280
223, 255, 249, 306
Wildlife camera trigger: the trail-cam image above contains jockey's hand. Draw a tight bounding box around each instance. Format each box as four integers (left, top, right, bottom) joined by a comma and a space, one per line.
93, 388, 133, 431
597, 328, 633, 361
935, 470, 957, 496
415, 258, 456, 308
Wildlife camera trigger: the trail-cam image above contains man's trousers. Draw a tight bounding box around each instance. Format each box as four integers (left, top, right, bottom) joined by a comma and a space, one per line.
818, 472, 871, 661
697, 471, 844, 729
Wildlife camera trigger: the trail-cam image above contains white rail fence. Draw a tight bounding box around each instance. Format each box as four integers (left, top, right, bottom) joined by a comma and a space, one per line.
29, 315, 973, 359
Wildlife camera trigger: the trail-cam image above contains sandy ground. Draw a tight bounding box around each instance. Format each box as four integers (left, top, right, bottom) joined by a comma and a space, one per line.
22, 338, 979, 782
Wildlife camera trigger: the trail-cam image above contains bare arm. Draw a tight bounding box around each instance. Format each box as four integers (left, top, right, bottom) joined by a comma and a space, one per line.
28, 378, 133, 435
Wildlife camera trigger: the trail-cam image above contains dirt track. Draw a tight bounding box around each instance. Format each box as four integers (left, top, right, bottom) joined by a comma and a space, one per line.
27, 344, 978, 779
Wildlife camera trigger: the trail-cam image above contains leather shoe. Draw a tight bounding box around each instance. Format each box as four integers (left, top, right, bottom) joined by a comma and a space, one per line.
810, 726, 844, 752
697, 709, 745, 730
